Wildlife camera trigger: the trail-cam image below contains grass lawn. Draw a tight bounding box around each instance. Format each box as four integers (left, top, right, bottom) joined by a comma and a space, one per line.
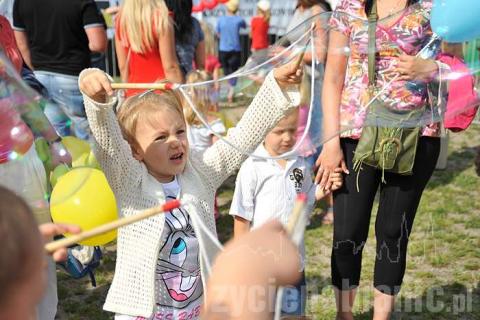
57, 125, 480, 319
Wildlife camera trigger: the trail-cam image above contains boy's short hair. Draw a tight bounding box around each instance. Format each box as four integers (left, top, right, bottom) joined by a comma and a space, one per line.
0, 186, 43, 305
117, 90, 185, 147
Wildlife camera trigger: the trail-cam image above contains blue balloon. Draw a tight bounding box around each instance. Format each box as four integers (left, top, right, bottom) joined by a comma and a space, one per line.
431, 0, 480, 43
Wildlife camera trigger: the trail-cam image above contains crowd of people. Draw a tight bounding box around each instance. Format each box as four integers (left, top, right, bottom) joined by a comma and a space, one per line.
0, 0, 478, 319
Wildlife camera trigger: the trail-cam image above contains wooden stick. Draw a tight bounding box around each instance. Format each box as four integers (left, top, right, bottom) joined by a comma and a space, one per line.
293, 23, 315, 70
293, 44, 308, 71
44, 199, 181, 254
285, 194, 307, 235
111, 82, 176, 90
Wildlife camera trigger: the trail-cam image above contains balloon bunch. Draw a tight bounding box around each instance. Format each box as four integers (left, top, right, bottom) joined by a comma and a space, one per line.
192, 0, 229, 13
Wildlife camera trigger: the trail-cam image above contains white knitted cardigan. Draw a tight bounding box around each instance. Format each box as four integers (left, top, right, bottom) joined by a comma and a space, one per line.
79, 69, 300, 317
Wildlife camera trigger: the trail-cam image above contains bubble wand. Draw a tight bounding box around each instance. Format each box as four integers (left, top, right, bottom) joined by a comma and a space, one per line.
110, 82, 179, 90
44, 199, 181, 254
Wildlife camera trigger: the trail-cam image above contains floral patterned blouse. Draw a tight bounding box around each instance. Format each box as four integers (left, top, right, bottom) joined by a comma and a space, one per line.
330, 0, 440, 138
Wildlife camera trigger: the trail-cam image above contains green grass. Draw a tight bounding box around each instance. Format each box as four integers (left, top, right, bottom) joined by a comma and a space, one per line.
57, 125, 480, 319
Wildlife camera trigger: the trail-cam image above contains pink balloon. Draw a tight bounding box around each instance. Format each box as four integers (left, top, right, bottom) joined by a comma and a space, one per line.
0, 103, 34, 163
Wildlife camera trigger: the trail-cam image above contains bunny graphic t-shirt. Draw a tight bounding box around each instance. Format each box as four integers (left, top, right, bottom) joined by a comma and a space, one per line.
154, 178, 203, 319
117, 177, 203, 320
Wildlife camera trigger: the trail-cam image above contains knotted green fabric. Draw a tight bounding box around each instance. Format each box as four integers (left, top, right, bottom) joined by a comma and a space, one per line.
352, 0, 425, 189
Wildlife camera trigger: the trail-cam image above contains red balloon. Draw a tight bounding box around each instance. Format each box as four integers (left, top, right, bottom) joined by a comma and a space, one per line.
202, 0, 218, 10
192, 2, 204, 12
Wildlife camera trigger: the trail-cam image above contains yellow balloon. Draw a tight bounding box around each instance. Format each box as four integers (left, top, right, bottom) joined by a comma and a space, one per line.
61, 136, 91, 167
86, 150, 100, 169
50, 167, 117, 246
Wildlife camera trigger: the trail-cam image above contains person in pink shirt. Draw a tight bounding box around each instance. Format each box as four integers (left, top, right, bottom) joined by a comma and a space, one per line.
315, 1, 457, 319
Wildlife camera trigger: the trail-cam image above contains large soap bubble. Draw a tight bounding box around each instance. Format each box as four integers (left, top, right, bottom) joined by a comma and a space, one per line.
165, 5, 480, 318
177, 6, 479, 165
178, 12, 331, 162
0, 50, 76, 220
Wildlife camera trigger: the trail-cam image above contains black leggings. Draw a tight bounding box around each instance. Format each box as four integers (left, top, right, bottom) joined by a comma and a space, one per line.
331, 137, 440, 295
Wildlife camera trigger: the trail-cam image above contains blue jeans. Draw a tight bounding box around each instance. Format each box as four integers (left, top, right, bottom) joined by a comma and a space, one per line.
35, 71, 91, 140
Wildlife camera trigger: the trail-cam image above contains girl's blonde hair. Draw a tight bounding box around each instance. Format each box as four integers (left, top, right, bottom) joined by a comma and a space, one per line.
117, 90, 185, 147
119, 0, 170, 53
200, 21, 218, 57
184, 70, 212, 126
258, 8, 271, 22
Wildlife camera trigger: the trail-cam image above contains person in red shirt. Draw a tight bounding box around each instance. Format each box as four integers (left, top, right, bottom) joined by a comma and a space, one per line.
115, 0, 183, 97
250, 0, 270, 52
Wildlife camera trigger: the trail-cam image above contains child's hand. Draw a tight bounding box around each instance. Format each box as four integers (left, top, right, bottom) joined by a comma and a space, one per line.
39, 223, 81, 262
329, 167, 344, 191
273, 57, 303, 87
79, 70, 114, 103
315, 167, 344, 200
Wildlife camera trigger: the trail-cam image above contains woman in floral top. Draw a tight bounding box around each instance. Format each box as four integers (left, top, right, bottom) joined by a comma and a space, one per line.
315, 0, 445, 319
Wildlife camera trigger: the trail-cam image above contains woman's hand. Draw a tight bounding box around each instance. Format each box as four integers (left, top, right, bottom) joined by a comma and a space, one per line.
273, 57, 303, 87
394, 54, 438, 82
79, 70, 114, 103
315, 140, 349, 190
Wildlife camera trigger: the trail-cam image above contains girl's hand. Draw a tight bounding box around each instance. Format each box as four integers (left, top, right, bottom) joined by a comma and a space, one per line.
315, 140, 349, 190
273, 58, 303, 87
79, 70, 114, 103
395, 54, 438, 82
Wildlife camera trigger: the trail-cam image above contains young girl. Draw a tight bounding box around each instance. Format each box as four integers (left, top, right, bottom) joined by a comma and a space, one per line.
201, 21, 221, 85
78, 60, 302, 319
250, 0, 271, 52
200, 21, 221, 111
185, 70, 226, 218
184, 70, 226, 152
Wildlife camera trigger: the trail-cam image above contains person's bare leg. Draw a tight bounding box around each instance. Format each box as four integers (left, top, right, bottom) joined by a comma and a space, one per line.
373, 288, 395, 320
334, 287, 356, 320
